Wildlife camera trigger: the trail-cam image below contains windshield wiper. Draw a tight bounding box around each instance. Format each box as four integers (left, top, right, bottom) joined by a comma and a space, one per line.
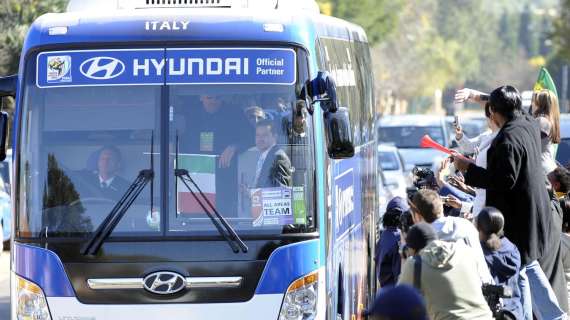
174, 134, 247, 253
81, 169, 154, 255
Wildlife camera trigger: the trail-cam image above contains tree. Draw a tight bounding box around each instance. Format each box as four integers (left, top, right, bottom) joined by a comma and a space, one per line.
499, 11, 520, 56
318, 0, 403, 44
42, 154, 92, 234
553, 0, 570, 62
519, 5, 539, 58
0, 0, 68, 75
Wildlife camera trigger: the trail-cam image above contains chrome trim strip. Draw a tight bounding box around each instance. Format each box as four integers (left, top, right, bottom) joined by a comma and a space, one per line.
87, 277, 243, 290
186, 277, 243, 288
87, 278, 143, 290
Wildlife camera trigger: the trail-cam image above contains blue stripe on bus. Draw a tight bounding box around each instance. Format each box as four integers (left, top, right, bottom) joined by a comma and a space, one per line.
14, 243, 75, 297
255, 239, 319, 294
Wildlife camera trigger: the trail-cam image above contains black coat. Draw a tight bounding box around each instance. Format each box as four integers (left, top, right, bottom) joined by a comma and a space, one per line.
538, 195, 569, 312
255, 145, 292, 188
465, 114, 551, 265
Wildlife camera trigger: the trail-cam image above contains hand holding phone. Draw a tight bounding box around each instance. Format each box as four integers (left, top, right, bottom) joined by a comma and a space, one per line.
453, 115, 463, 140
453, 115, 460, 128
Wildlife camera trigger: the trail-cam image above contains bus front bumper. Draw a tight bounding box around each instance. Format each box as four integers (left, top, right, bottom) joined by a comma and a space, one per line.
46, 294, 284, 320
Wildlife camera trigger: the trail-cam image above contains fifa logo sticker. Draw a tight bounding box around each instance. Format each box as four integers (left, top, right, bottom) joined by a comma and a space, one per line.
47, 56, 71, 82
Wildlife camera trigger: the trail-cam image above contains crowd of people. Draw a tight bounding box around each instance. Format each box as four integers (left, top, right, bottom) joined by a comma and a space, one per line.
369, 85, 570, 320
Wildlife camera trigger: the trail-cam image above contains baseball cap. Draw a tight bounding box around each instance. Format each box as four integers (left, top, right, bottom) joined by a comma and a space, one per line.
364, 284, 428, 319
386, 196, 410, 213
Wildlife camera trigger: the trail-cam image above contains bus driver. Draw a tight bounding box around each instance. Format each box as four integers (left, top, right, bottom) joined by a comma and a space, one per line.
85, 146, 130, 200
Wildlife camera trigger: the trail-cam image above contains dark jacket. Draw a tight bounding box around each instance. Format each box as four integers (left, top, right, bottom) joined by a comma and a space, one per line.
482, 237, 523, 319
374, 227, 401, 288
465, 114, 550, 265
537, 194, 569, 312
80, 172, 131, 201
255, 145, 292, 188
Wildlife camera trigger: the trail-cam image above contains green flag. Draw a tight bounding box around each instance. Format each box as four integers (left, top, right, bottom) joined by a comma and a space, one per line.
534, 67, 558, 98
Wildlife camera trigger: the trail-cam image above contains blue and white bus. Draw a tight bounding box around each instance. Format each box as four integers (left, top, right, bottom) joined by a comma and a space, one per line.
0, 1, 377, 319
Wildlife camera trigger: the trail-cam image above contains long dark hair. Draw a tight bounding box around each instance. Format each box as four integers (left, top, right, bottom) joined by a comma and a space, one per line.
476, 207, 504, 251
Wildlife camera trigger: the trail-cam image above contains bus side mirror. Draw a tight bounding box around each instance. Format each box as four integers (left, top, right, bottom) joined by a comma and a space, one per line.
0, 75, 17, 97
324, 107, 354, 158
0, 75, 17, 162
309, 72, 354, 159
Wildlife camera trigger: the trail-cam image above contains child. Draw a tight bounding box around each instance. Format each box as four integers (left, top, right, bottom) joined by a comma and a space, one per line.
476, 207, 523, 319
375, 197, 408, 289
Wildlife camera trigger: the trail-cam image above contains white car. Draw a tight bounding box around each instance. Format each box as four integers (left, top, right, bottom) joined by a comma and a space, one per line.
377, 115, 450, 170
522, 90, 533, 112
556, 114, 570, 166
378, 144, 407, 199
0, 149, 11, 254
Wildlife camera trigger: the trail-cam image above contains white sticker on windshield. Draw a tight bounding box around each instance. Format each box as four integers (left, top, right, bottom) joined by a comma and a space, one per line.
47, 55, 72, 83
252, 187, 293, 227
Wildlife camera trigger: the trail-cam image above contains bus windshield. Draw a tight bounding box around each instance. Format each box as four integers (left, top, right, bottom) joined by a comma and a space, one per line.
17, 47, 315, 239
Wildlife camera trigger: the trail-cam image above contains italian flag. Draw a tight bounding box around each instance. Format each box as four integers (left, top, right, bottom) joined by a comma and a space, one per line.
177, 154, 216, 214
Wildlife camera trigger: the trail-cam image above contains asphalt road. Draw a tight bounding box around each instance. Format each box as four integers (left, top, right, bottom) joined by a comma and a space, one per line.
0, 250, 10, 319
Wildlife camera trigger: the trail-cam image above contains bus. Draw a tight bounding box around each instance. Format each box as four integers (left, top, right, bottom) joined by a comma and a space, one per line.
0, 0, 377, 319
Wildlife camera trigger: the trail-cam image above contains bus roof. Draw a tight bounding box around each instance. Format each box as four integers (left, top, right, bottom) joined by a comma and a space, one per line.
22, 8, 368, 56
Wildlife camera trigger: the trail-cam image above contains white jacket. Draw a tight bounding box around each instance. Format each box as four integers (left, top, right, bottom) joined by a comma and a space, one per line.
431, 216, 494, 284
456, 130, 498, 216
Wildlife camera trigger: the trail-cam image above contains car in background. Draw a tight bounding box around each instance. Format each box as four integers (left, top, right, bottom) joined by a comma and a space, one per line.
377, 115, 450, 170
522, 90, 533, 113
444, 116, 488, 146
556, 114, 570, 167
0, 148, 12, 192
0, 149, 11, 253
0, 180, 9, 254
376, 165, 393, 239
378, 144, 407, 199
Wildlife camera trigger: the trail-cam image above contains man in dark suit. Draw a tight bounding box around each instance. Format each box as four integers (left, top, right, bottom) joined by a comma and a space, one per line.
89, 146, 130, 200
237, 120, 292, 216
252, 120, 292, 188
453, 85, 565, 319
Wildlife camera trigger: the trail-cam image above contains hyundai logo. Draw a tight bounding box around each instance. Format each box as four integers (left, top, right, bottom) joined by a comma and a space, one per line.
143, 271, 186, 295
80, 57, 125, 80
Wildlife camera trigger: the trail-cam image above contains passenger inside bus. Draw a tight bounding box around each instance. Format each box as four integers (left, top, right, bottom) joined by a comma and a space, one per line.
243, 105, 267, 127
177, 94, 251, 216
237, 119, 292, 217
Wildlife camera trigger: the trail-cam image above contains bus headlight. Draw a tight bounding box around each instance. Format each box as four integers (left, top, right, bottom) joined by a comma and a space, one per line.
279, 271, 318, 320
15, 276, 52, 320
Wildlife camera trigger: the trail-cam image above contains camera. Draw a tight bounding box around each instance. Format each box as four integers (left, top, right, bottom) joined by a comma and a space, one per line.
482, 284, 515, 320
411, 167, 438, 189
453, 115, 460, 128
406, 166, 439, 201
399, 243, 414, 260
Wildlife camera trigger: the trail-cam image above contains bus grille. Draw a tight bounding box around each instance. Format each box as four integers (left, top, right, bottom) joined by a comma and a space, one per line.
143, 0, 232, 7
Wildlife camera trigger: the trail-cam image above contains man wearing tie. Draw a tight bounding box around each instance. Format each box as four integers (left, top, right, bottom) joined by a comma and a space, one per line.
238, 120, 292, 215
253, 120, 292, 188
92, 146, 129, 200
